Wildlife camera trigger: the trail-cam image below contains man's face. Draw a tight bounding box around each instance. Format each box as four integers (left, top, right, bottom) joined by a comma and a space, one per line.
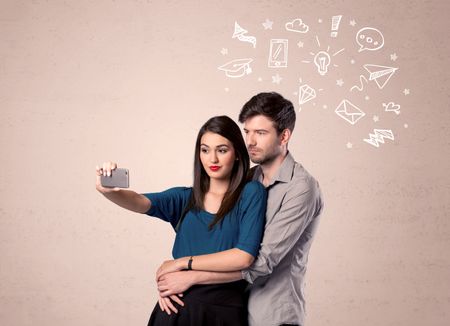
243, 115, 283, 165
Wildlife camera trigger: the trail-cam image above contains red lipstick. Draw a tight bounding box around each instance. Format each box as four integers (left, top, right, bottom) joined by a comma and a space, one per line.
209, 165, 221, 172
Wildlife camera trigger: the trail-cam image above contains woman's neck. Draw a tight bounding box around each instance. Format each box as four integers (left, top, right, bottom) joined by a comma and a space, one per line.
208, 178, 230, 195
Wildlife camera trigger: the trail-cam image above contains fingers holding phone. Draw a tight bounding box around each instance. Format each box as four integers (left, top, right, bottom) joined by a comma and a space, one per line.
96, 162, 128, 193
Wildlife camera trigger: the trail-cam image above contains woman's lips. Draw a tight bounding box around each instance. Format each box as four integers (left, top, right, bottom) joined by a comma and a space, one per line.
209, 166, 221, 172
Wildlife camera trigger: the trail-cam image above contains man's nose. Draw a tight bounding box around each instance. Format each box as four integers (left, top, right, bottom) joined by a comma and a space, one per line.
246, 133, 256, 146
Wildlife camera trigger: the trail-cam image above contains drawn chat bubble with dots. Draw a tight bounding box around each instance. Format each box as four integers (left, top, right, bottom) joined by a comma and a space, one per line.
356, 27, 384, 52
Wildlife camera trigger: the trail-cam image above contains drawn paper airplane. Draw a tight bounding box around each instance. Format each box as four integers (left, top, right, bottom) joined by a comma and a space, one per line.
232, 22, 256, 48
218, 58, 253, 78
335, 99, 365, 125
363, 64, 398, 89
298, 84, 316, 105
363, 129, 394, 147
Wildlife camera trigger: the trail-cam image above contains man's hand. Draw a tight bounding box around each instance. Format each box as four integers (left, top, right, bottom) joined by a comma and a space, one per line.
158, 271, 195, 297
157, 292, 184, 315
156, 258, 187, 281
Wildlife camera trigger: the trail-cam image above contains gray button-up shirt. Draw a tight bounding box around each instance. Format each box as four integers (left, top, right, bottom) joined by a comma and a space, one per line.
242, 152, 324, 326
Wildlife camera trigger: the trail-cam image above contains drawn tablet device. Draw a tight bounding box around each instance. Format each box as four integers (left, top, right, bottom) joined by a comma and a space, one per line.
268, 39, 288, 68
101, 168, 129, 188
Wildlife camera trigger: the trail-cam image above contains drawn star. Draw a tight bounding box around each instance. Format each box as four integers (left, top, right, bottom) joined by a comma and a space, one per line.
350, 59, 356, 64
349, 20, 356, 27
390, 53, 398, 61
346, 142, 353, 149
336, 79, 344, 87
272, 73, 282, 84
220, 48, 228, 55
323, 105, 328, 109
257, 77, 263, 82
262, 18, 273, 30
404, 123, 409, 128
403, 88, 410, 95
224, 87, 229, 92
373, 115, 379, 122
365, 95, 370, 101
318, 18, 323, 23
297, 41, 304, 48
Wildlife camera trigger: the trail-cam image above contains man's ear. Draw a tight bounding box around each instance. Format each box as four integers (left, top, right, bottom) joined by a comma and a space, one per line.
280, 129, 292, 145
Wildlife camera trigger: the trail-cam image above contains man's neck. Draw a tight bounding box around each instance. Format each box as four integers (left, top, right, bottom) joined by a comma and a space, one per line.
260, 150, 289, 187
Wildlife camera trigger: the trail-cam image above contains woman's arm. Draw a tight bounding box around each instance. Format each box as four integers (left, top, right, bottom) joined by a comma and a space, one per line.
96, 162, 151, 214
156, 249, 254, 280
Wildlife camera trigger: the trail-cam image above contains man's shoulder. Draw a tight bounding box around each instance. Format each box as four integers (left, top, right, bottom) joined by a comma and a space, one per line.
286, 160, 321, 197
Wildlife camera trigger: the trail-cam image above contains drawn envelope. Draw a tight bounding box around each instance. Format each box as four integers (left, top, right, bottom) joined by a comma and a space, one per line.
335, 99, 365, 125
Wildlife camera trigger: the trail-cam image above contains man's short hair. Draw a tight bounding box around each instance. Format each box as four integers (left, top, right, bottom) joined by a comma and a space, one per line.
239, 92, 296, 134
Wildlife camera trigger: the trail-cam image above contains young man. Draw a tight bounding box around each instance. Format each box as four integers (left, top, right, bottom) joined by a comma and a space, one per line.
156, 92, 324, 326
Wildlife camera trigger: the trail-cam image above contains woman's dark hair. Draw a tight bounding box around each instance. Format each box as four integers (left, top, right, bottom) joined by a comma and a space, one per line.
182, 116, 250, 230
238, 92, 296, 134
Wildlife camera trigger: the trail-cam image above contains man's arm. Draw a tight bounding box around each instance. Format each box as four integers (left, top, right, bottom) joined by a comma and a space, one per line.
158, 270, 242, 297
243, 179, 323, 283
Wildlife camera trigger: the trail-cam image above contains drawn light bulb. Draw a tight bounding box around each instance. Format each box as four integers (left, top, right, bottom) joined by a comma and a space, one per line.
313, 51, 331, 75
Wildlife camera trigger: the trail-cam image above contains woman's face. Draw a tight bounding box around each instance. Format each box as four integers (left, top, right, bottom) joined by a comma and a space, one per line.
199, 132, 236, 181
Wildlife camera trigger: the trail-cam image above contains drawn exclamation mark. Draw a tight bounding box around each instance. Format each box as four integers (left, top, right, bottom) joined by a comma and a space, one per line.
331, 15, 342, 37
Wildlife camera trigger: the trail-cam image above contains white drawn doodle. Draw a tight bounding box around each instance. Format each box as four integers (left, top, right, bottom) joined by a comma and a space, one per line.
383, 102, 401, 115
403, 89, 410, 95
331, 15, 342, 37
268, 39, 288, 68
302, 36, 344, 76
272, 73, 282, 84
363, 129, 394, 147
232, 22, 256, 48
335, 99, 366, 125
218, 58, 253, 78
298, 84, 316, 105
262, 18, 273, 30
314, 51, 331, 75
356, 27, 384, 52
285, 18, 309, 33
364, 64, 398, 89
350, 75, 368, 92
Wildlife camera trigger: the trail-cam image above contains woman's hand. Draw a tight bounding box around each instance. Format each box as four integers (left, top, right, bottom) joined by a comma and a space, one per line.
156, 258, 188, 281
157, 292, 184, 315
95, 162, 121, 194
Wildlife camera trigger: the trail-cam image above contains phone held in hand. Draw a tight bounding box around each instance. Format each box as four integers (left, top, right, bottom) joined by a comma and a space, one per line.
101, 168, 129, 188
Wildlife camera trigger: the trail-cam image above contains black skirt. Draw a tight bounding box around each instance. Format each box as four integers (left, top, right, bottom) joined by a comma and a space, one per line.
148, 280, 248, 326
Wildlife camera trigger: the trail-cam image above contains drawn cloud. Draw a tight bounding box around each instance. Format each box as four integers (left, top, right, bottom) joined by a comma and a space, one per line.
285, 18, 309, 33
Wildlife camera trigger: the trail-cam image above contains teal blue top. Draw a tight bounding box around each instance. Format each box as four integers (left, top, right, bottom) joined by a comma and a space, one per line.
143, 181, 267, 259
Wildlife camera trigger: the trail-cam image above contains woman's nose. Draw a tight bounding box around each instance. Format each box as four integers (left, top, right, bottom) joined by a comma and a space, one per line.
210, 152, 219, 163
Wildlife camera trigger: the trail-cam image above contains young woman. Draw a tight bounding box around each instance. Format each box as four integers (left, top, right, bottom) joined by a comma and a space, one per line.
95, 116, 267, 326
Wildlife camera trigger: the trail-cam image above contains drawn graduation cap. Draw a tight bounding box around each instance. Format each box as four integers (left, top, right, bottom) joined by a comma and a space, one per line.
218, 58, 253, 78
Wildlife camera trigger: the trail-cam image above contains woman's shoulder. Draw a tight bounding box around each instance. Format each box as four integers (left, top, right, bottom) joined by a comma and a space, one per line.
241, 180, 266, 197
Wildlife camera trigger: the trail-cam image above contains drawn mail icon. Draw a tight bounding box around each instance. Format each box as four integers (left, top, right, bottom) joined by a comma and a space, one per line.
335, 99, 365, 125
218, 58, 253, 78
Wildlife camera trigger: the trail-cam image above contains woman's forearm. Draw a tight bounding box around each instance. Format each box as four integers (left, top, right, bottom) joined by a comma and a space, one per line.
176, 248, 254, 272
102, 189, 151, 213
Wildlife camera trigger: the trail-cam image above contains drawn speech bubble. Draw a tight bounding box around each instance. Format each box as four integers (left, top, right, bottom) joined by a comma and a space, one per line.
356, 27, 384, 52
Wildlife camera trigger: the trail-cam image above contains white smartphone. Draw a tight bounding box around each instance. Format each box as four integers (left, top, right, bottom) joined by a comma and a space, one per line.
101, 168, 129, 188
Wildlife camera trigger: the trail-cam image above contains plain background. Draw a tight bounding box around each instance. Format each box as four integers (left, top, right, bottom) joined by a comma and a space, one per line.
1, 0, 449, 325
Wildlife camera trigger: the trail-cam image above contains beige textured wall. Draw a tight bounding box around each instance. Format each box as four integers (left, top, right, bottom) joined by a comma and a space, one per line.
1, 0, 449, 325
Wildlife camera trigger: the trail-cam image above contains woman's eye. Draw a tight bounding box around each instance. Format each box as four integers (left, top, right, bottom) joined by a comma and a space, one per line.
218, 149, 228, 154
201, 148, 209, 153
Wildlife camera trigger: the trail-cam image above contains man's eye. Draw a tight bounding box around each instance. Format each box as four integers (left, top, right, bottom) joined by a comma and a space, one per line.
257, 131, 265, 135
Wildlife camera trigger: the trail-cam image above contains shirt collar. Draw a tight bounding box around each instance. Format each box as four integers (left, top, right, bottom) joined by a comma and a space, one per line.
254, 152, 295, 186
